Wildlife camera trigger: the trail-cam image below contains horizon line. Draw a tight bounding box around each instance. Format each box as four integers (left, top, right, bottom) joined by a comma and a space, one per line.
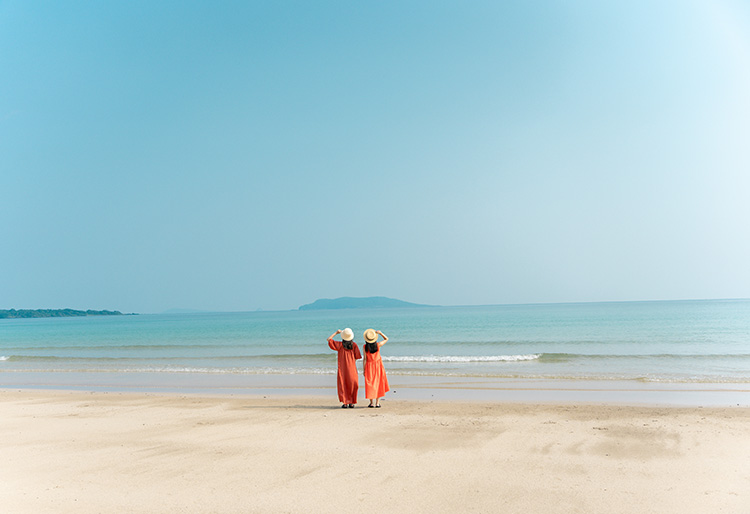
146, 296, 750, 315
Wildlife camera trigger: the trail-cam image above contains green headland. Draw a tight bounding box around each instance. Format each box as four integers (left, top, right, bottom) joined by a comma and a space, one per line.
0, 309, 128, 319
298, 296, 430, 310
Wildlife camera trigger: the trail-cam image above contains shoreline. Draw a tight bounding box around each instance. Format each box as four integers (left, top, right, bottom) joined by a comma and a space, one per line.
2, 371, 749, 406
2, 389, 749, 513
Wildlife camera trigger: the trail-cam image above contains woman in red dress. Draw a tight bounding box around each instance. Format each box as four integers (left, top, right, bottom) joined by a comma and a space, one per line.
362, 328, 389, 408
327, 328, 361, 408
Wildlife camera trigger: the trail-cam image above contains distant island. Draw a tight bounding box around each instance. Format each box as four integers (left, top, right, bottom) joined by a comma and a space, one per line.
299, 296, 431, 311
0, 309, 129, 319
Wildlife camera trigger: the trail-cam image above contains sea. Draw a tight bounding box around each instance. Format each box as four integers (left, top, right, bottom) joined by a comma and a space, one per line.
2, 300, 750, 404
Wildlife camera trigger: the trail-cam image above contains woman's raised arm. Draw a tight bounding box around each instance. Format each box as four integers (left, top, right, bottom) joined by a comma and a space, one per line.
328, 329, 342, 350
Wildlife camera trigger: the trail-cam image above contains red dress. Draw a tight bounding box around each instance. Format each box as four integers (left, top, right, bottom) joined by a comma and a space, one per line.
364, 345, 390, 399
328, 338, 361, 404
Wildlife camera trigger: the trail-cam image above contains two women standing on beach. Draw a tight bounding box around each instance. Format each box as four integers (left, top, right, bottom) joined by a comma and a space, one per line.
327, 328, 389, 408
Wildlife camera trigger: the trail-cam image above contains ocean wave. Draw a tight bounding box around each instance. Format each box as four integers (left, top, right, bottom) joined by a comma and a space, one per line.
0, 366, 336, 375
0, 353, 337, 364
2, 367, 749, 383
5, 352, 750, 365
0, 343, 286, 351
382, 354, 541, 363
536, 353, 750, 362
121, 366, 337, 375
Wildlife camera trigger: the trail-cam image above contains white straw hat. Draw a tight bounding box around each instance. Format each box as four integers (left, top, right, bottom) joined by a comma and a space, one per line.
341, 328, 354, 342
363, 329, 377, 343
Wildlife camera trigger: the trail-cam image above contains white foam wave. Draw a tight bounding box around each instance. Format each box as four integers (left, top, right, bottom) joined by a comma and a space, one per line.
382, 354, 541, 363
116, 366, 337, 375
0, 366, 337, 375
0, 356, 9, 361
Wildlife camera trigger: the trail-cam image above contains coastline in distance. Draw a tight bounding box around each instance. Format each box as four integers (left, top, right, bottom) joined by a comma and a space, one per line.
0, 309, 130, 319
298, 296, 432, 311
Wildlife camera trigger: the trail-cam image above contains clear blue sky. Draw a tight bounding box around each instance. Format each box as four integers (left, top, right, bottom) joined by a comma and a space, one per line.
2, 1, 749, 313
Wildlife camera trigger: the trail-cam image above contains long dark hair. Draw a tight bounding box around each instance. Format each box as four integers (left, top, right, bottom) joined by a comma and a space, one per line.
365, 342, 379, 354
342, 340, 353, 350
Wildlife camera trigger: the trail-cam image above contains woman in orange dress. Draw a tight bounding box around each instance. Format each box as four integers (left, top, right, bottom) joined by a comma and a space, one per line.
362, 328, 389, 408
327, 328, 361, 408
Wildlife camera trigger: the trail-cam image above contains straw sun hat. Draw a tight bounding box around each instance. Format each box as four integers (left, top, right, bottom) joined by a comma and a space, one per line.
363, 329, 377, 343
341, 328, 354, 342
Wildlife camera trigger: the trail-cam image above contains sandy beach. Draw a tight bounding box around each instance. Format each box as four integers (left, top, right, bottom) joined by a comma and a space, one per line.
1, 390, 749, 513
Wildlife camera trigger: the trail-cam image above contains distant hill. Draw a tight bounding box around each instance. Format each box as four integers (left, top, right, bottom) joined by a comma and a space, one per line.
0, 309, 128, 319
299, 296, 430, 311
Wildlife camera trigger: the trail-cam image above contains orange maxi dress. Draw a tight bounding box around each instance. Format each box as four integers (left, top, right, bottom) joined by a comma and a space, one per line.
364, 346, 390, 399
328, 337, 361, 404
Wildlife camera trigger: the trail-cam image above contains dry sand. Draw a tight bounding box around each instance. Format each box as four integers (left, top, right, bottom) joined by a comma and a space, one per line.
1, 389, 749, 513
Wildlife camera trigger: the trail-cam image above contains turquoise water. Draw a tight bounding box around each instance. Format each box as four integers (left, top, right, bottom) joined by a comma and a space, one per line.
2, 299, 749, 385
